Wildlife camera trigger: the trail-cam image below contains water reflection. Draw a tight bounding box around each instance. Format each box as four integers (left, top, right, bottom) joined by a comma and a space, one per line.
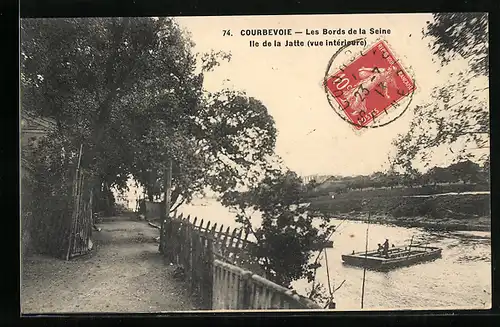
179, 198, 491, 310
292, 218, 491, 310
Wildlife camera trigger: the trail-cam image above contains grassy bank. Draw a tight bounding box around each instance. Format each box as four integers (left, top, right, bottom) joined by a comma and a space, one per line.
332, 212, 491, 232
308, 183, 489, 200
309, 190, 491, 232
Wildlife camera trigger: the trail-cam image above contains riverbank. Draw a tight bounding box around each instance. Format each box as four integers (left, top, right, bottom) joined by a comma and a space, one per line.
308, 189, 490, 232
331, 212, 491, 232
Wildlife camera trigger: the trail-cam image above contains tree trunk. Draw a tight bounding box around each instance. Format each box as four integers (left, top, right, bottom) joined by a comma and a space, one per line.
92, 179, 105, 214
103, 182, 111, 215
159, 158, 172, 254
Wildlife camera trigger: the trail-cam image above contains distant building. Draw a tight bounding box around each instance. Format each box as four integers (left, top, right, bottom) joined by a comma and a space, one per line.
21, 111, 57, 150
20, 111, 57, 257
302, 174, 332, 184
20, 111, 57, 175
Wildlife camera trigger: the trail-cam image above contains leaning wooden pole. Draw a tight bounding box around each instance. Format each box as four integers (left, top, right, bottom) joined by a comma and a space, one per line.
159, 158, 173, 254
65, 144, 83, 261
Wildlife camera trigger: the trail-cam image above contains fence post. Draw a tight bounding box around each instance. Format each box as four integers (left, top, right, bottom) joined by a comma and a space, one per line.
238, 270, 253, 309
220, 226, 231, 257
242, 227, 250, 251
217, 224, 224, 242
212, 245, 220, 309
191, 229, 198, 294
206, 237, 214, 309
174, 220, 180, 264
210, 223, 218, 237
186, 223, 192, 288
165, 222, 172, 259
198, 234, 205, 304
232, 229, 244, 262
204, 221, 211, 235
226, 228, 238, 259
159, 158, 172, 254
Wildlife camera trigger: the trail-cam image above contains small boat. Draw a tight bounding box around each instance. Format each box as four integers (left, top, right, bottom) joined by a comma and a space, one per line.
312, 240, 334, 250
323, 240, 334, 248
341, 244, 442, 270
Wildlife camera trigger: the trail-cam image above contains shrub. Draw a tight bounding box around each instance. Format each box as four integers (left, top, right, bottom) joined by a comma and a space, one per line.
22, 134, 81, 258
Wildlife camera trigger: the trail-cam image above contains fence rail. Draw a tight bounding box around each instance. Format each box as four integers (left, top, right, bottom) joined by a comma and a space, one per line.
163, 216, 214, 308
161, 213, 322, 310
171, 213, 255, 261
213, 259, 321, 310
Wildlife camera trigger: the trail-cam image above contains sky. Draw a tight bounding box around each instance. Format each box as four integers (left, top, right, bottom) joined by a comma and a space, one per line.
112, 13, 489, 208
175, 13, 477, 177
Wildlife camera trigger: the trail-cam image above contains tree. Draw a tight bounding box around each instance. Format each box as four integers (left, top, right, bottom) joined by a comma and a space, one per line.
21, 17, 277, 213
480, 158, 490, 185
128, 89, 277, 210
425, 13, 488, 77
21, 17, 200, 207
392, 13, 489, 172
400, 169, 421, 188
447, 160, 481, 184
221, 168, 334, 288
425, 166, 456, 185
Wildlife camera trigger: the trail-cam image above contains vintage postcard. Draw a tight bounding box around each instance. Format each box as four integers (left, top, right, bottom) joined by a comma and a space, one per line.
20, 13, 490, 313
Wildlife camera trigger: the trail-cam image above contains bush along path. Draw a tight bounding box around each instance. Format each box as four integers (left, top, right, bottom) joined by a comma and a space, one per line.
21, 215, 200, 313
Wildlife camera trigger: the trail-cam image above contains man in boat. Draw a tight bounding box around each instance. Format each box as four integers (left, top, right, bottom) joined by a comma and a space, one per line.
377, 243, 383, 255
383, 239, 390, 258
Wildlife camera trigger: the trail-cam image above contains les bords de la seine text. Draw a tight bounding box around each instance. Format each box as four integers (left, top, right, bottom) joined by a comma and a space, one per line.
235, 28, 392, 47
239, 28, 391, 36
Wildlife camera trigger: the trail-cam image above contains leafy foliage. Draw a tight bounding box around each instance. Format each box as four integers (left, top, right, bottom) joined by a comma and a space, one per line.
392, 13, 489, 171
21, 17, 277, 213
221, 168, 334, 288
129, 89, 277, 208
22, 133, 81, 256
21, 17, 201, 200
425, 13, 488, 77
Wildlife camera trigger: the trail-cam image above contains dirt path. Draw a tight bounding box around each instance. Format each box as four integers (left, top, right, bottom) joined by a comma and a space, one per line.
21, 215, 200, 313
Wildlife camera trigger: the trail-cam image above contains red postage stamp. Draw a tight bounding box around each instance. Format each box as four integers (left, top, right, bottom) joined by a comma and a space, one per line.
324, 40, 416, 130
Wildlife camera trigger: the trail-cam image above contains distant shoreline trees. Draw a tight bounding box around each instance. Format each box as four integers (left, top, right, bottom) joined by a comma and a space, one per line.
308, 159, 489, 196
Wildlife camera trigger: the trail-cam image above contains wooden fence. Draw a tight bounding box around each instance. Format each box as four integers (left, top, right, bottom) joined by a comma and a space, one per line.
162, 215, 214, 308
22, 146, 94, 260
165, 213, 266, 275
65, 169, 94, 260
213, 259, 321, 310
161, 213, 321, 310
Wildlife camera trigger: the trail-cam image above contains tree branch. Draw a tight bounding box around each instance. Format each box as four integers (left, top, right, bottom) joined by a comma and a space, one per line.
443, 86, 489, 112
170, 187, 181, 206
170, 197, 185, 212
458, 131, 489, 135
333, 279, 346, 293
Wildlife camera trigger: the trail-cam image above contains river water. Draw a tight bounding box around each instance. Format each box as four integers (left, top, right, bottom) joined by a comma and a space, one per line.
178, 197, 491, 311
